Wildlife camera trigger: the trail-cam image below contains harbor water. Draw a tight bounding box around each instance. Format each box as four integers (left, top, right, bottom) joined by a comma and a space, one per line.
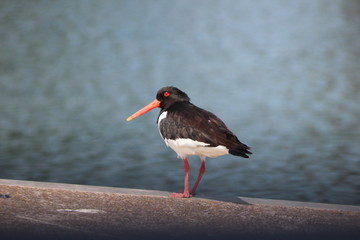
0, 0, 359, 205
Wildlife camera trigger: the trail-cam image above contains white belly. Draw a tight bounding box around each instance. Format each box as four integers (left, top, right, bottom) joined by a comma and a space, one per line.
165, 138, 229, 159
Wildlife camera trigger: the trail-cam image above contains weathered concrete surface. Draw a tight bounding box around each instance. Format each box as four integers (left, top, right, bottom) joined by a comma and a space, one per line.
0, 179, 359, 240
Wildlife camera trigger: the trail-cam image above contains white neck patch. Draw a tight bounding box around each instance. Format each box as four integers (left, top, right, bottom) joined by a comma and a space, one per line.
157, 111, 168, 140
157, 111, 167, 128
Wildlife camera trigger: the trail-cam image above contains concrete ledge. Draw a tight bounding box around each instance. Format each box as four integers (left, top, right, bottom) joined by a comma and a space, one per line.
1, 179, 359, 239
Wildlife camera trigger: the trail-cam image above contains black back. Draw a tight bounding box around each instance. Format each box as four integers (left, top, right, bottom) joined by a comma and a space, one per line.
157, 92, 252, 158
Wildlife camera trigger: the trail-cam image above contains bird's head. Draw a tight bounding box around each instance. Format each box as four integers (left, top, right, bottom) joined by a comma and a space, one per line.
126, 86, 190, 121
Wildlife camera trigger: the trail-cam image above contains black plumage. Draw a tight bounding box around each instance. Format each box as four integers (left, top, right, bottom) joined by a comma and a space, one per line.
156, 87, 251, 158
127, 86, 252, 198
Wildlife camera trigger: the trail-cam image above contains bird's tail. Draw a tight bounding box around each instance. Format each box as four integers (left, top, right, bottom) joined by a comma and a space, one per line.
229, 144, 252, 158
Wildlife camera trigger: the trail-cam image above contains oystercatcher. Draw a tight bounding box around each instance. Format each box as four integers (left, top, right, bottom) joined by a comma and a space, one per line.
127, 86, 251, 198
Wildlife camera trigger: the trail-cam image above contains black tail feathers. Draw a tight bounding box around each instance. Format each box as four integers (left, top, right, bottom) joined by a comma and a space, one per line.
229, 145, 252, 158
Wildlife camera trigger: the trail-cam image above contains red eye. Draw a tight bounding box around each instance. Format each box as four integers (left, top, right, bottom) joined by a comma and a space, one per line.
163, 91, 170, 97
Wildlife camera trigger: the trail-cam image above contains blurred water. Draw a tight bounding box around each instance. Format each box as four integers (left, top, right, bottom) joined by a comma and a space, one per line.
0, 0, 360, 205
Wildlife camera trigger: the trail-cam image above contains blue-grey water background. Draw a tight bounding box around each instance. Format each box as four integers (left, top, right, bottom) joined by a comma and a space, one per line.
1, 0, 360, 205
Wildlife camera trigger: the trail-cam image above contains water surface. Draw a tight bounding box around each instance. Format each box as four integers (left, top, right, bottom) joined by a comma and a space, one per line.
0, 0, 359, 205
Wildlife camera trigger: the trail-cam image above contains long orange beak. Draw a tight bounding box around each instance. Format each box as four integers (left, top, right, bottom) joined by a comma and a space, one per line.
126, 99, 161, 121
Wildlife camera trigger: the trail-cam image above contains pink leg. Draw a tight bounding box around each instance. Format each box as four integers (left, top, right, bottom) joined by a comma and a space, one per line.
169, 157, 192, 198
190, 157, 206, 195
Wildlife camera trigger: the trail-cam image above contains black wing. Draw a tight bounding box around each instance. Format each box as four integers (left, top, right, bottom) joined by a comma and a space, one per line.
158, 102, 252, 158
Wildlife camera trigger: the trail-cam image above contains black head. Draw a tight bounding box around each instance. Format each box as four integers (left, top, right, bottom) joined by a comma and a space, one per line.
156, 86, 190, 109
126, 86, 190, 121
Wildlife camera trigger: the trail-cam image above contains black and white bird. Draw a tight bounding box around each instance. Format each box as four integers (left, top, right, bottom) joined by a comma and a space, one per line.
127, 86, 251, 198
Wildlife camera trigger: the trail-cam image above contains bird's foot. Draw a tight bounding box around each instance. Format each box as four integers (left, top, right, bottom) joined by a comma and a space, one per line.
169, 192, 192, 198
